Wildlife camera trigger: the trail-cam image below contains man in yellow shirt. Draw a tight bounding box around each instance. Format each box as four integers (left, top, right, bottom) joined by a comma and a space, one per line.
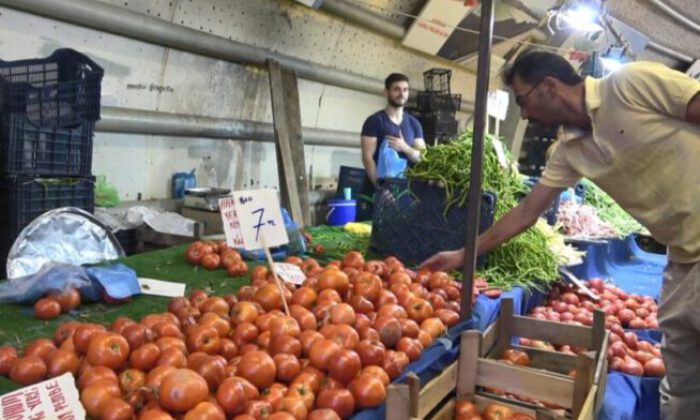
422, 50, 700, 417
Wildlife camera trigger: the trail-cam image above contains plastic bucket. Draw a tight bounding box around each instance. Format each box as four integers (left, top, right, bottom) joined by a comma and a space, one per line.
326, 199, 356, 226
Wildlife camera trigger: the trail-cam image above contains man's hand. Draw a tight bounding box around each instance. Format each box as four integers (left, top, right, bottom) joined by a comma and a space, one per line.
419, 248, 465, 272
386, 133, 410, 154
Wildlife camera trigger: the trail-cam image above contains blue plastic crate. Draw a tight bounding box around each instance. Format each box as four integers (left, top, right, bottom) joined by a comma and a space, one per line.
369, 178, 496, 267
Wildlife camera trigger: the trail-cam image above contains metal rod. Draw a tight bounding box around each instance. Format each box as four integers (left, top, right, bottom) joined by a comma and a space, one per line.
644, 0, 700, 33
0, 0, 382, 94
647, 40, 694, 63
460, 0, 495, 320
96, 106, 360, 148
320, 0, 406, 39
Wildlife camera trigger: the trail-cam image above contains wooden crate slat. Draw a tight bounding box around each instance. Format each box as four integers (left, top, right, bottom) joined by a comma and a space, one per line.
512, 315, 593, 348
415, 362, 459, 418
386, 383, 411, 420
512, 344, 579, 374
476, 359, 576, 408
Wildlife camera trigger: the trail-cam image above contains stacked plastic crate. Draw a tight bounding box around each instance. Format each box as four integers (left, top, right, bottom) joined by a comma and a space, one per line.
0, 49, 103, 269
414, 68, 460, 145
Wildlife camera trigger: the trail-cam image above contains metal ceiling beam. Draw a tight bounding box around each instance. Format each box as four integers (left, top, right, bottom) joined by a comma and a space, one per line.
96, 106, 360, 148
320, 0, 407, 39
0, 0, 382, 96
643, 0, 700, 34
647, 40, 695, 63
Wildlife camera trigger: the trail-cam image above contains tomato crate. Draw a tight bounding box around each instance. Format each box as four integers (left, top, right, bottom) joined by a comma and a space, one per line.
0, 48, 103, 127
385, 299, 609, 420
0, 113, 94, 176
369, 178, 495, 267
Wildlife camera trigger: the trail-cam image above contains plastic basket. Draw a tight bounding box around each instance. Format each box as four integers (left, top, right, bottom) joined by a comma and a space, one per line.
423, 68, 452, 94
336, 166, 366, 199
416, 91, 461, 112
0, 48, 103, 127
369, 178, 496, 267
0, 113, 94, 176
0, 176, 95, 236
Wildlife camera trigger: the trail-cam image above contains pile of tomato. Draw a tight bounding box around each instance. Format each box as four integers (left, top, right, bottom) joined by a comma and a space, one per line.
33, 287, 82, 320
523, 280, 665, 378
185, 240, 250, 276
455, 399, 534, 420
0, 247, 469, 420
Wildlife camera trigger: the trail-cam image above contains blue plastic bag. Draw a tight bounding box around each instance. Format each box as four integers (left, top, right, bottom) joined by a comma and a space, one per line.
377, 139, 407, 179
171, 169, 197, 199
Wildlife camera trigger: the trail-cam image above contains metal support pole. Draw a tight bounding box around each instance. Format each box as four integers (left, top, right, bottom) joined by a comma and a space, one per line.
460, 0, 495, 319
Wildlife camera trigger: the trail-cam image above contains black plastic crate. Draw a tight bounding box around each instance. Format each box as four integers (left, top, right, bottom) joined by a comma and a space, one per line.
421, 118, 459, 138
369, 178, 496, 267
0, 49, 103, 127
417, 91, 461, 112
1, 113, 94, 176
423, 68, 452, 94
335, 166, 366, 199
0, 176, 95, 235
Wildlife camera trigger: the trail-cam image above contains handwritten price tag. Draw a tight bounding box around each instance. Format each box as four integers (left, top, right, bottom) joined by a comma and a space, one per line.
231, 189, 289, 250
492, 138, 509, 168
219, 197, 245, 249
274, 263, 306, 285
0, 373, 85, 420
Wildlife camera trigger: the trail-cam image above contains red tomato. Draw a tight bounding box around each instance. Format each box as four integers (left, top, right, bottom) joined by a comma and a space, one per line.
34, 297, 62, 320
348, 375, 386, 409
10, 355, 47, 385
316, 389, 356, 419
328, 349, 361, 385
49, 288, 82, 313
87, 333, 130, 369
159, 369, 210, 412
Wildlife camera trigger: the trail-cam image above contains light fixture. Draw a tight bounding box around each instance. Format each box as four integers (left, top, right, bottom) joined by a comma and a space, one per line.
547, 1, 605, 34
559, 6, 604, 32
598, 56, 624, 72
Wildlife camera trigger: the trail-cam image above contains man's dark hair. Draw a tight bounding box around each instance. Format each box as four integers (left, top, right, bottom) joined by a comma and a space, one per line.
503, 50, 583, 86
385, 73, 409, 90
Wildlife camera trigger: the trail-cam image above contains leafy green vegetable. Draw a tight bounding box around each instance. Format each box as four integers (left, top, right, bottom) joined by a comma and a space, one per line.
408, 131, 560, 290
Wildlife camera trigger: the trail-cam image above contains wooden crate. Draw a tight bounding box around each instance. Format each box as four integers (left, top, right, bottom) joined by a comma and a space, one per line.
386, 298, 609, 420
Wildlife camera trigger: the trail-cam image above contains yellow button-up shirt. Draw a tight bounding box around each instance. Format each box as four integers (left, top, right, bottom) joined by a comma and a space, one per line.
540, 61, 700, 263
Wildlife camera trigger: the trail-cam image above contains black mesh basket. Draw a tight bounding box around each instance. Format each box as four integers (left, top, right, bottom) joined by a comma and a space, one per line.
0, 113, 94, 176
0, 48, 103, 127
370, 178, 496, 267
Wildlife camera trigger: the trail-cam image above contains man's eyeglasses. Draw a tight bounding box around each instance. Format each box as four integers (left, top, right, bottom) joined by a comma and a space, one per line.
515, 79, 544, 107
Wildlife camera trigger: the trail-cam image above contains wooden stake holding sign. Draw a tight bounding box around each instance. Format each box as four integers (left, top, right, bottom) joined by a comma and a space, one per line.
219, 189, 303, 316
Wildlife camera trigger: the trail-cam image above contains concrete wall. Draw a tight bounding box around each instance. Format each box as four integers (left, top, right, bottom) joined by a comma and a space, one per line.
0, 0, 477, 200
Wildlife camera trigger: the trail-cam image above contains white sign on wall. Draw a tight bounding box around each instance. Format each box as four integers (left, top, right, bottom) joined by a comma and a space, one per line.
487, 89, 510, 121
402, 0, 478, 55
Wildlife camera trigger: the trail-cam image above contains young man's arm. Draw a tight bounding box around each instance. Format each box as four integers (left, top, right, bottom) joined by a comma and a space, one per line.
361, 136, 378, 185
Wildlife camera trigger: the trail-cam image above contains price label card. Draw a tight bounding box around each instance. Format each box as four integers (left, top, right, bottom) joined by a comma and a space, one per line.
487, 89, 509, 121
274, 263, 306, 285
139, 278, 186, 298
219, 196, 245, 249
0, 373, 85, 420
492, 138, 509, 168
231, 189, 289, 250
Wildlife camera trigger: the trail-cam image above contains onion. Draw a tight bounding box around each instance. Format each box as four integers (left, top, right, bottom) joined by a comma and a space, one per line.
629, 318, 647, 329
635, 351, 654, 364
644, 358, 665, 377
618, 309, 636, 326
562, 292, 580, 305
610, 357, 624, 371
561, 312, 575, 322
551, 301, 568, 314
619, 359, 644, 376
610, 342, 627, 359
588, 278, 605, 292
624, 298, 640, 310
623, 332, 639, 350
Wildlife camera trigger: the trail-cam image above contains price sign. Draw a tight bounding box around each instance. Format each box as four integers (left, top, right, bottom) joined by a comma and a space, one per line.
231, 189, 289, 250
274, 263, 306, 285
487, 90, 509, 121
219, 196, 245, 249
0, 373, 85, 420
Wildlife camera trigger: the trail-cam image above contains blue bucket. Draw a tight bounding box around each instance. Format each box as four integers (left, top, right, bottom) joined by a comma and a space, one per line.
326, 199, 356, 226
